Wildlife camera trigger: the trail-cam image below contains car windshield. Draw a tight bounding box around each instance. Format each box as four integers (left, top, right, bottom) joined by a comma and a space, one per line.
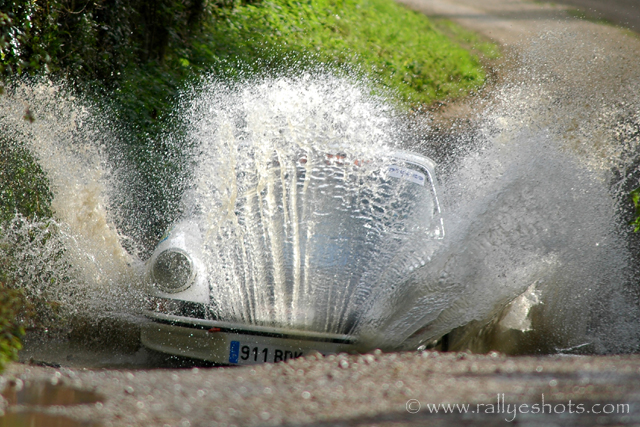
204, 151, 443, 333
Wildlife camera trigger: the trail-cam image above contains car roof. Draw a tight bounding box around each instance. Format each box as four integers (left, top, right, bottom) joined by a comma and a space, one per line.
390, 150, 437, 173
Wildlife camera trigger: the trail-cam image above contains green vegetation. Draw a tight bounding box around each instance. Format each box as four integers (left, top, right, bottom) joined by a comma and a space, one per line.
200, 0, 488, 105
1, 0, 495, 229
430, 18, 501, 62
1, 0, 492, 120
0, 286, 25, 370
0, 139, 57, 371
0, 139, 53, 224
631, 188, 640, 232
1, 0, 497, 250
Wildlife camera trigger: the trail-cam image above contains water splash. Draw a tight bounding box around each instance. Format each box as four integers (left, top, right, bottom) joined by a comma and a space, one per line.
175, 72, 640, 353
413, 29, 640, 354
180, 76, 443, 334
409, 126, 636, 354
2, 56, 639, 355
0, 81, 141, 323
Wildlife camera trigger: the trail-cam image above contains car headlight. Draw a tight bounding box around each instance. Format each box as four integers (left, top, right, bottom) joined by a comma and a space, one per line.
151, 249, 195, 293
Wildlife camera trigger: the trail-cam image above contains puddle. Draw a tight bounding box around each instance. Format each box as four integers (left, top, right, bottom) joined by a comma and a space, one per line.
0, 412, 100, 427
2, 380, 103, 406
1, 380, 103, 427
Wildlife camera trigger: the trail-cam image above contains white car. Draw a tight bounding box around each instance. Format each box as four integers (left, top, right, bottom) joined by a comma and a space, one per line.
140, 150, 444, 365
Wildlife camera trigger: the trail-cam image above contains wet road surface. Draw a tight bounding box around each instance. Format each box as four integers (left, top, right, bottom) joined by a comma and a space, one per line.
551, 0, 640, 32
3, 351, 640, 426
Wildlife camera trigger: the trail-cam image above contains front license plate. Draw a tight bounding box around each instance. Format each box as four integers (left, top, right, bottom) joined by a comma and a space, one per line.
229, 341, 304, 365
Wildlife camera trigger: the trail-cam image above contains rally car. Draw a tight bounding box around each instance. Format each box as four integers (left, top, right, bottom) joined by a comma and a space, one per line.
140, 150, 444, 365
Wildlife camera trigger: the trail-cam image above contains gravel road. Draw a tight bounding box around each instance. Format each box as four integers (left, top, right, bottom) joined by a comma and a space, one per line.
550, 0, 640, 32
4, 352, 640, 426
5, 1, 640, 426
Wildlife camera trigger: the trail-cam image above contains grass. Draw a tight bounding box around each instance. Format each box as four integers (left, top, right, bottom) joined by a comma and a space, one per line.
430, 18, 501, 62
0, 286, 25, 371
192, 0, 492, 107
112, 0, 496, 122
0, 138, 53, 224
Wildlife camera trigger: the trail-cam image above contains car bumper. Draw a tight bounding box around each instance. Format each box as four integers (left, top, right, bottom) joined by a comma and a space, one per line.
141, 310, 357, 365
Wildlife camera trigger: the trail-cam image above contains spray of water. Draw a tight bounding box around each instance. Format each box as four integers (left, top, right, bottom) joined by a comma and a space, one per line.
0, 81, 141, 325
414, 29, 640, 354
180, 75, 444, 336
175, 70, 640, 353
2, 39, 640, 354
